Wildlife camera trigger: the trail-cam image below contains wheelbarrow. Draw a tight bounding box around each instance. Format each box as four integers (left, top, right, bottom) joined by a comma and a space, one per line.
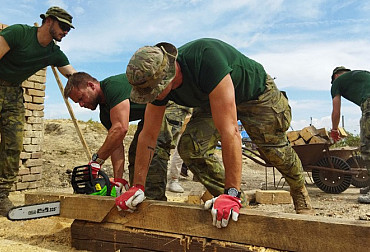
241, 143, 368, 194
328, 147, 369, 188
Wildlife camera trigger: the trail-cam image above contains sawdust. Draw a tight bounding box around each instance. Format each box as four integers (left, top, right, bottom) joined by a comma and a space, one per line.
0, 119, 368, 251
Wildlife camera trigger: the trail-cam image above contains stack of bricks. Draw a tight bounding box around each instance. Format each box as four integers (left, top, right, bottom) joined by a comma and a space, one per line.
17, 68, 47, 191
1, 22, 46, 191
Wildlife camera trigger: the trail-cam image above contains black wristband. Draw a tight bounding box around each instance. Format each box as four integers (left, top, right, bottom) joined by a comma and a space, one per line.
91, 153, 105, 165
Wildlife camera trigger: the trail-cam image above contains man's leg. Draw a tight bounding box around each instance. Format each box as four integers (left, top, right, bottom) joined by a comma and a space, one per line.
237, 76, 313, 214
0, 87, 25, 216
358, 98, 370, 203
178, 107, 225, 197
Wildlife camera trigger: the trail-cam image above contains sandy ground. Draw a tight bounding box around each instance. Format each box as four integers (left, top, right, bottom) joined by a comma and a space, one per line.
0, 119, 369, 251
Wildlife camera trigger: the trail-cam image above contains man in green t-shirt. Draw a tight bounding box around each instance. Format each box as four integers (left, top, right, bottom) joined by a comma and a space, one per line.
64, 72, 190, 201
0, 6, 76, 216
330, 66, 370, 204
116, 38, 314, 228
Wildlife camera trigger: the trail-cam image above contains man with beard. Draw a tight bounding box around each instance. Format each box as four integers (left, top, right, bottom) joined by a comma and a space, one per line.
64, 72, 190, 201
0, 6, 76, 215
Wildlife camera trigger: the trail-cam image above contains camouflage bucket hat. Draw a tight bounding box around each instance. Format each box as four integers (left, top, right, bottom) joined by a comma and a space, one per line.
126, 42, 178, 104
331, 66, 351, 83
40, 6, 74, 29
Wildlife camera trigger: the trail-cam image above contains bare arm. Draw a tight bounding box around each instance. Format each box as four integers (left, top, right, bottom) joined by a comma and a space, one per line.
331, 95, 341, 130
209, 74, 241, 190
97, 99, 130, 161
111, 144, 125, 179
133, 103, 166, 186
0, 36, 10, 60
57, 65, 77, 78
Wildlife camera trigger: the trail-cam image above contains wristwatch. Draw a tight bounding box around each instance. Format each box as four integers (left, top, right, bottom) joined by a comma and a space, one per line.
91, 153, 105, 165
224, 187, 241, 198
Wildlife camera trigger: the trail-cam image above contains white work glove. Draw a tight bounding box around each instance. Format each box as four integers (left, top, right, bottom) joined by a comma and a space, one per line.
115, 184, 146, 213
110, 178, 130, 197
204, 194, 242, 228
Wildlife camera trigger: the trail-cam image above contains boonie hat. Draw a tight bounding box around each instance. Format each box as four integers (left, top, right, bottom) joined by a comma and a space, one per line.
126, 42, 178, 104
331, 66, 351, 83
40, 6, 74, 29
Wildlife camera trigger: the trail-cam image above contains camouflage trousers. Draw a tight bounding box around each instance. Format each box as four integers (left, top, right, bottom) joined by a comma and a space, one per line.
128, 102, 191, 200
178, 75, 305, 196
0, 86, 25, 191
360, 97, 370, 176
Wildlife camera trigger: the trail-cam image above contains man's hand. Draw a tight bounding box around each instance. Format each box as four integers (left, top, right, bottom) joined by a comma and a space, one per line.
330, 129, 340, 143
115, 184, 145, 212
88, 161, 101, 178
204, 194, 242, 228
110, 178, 130, 197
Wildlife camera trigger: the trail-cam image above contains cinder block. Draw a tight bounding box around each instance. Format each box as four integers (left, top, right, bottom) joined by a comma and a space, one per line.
187, 195, 201, 205
255, 190, 292, 204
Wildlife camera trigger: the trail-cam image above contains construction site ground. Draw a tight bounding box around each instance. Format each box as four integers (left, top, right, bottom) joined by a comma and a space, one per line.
0, 119, 368, 251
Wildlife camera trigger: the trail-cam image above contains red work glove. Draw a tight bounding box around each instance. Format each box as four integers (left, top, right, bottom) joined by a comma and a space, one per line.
110, 178, 130, 197
330, 129, 340, 143
204, 194, 242, 228
115, 184, 145, 212
88, 161, 101, 178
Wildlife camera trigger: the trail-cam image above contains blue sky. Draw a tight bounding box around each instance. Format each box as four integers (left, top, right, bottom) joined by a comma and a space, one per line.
1, 0, 369, 134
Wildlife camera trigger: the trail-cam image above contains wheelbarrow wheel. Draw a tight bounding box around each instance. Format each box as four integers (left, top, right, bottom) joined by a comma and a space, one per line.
312, 156, 352, 194
346, 155, 370, 188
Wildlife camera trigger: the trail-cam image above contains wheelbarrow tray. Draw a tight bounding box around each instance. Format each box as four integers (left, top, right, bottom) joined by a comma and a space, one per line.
292, 143, 327, 166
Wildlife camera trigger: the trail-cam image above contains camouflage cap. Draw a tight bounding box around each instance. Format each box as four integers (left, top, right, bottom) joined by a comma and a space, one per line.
40, 6, 74, 29
126, 42, 178, 104
331, 66, 351, 83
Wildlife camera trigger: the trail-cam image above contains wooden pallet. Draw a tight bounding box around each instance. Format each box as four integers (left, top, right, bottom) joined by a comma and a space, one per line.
25, 192, 370, 252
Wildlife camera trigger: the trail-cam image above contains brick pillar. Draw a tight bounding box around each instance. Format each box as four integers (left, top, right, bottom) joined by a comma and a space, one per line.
1, 22, 46, 191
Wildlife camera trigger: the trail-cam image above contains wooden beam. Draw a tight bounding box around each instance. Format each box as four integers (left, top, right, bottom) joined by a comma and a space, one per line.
25, 192, 370, 252
71, 221, 255, 251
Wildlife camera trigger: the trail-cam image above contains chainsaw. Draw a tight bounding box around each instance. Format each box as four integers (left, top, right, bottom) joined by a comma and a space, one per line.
7, 164, 119, 221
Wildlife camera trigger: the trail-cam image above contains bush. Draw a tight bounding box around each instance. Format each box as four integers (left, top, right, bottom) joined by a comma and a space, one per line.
333, 132, 360, 148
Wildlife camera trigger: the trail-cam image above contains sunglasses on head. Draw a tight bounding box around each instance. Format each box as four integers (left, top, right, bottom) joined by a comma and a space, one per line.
58, 21, 71, 32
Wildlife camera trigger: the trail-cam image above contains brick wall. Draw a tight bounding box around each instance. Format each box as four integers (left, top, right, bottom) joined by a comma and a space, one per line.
1, 23, 46, 191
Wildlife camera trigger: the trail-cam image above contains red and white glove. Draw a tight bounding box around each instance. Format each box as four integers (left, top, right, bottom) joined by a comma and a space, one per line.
88, 161, 101, 178
115, 184, 145, 212
110, 178, 130, 197
204, 194, 242, 228
330, 129, 340, 143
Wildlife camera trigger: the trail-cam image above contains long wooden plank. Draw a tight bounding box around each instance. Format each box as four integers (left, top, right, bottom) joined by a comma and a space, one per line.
71, 221, 254, 252
25, 192, 370, 252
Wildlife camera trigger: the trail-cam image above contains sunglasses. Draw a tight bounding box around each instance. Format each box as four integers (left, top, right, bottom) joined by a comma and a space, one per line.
58, 21, 71, 32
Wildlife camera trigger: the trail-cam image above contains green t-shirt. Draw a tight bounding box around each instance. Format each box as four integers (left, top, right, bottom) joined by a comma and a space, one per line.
331, 70, 370, 106
152, 38, 267, 107
99, 74, 146, 130
0, 24, 69, 85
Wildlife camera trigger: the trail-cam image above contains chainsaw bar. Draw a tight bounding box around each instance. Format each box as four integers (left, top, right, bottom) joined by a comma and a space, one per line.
7, 201, 60, 221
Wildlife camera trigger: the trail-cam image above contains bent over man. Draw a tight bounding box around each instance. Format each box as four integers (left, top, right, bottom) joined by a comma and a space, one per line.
0, 6, 76, 215
64, 72, 190, 200
116, 38, 314, 228
330, 66, 370, 204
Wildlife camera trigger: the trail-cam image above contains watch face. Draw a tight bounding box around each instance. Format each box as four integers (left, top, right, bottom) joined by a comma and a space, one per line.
227, 188, 239, 197
92, 153, 98, 161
